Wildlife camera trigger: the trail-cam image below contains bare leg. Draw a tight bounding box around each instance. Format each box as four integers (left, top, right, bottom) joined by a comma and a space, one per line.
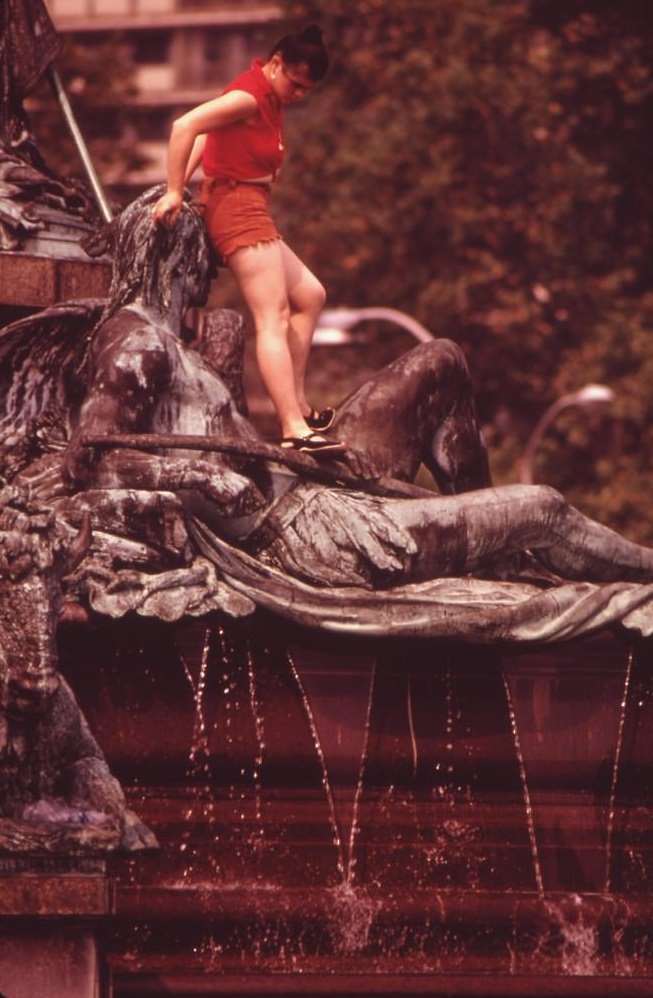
384, 484, 653, 585
279, 241, 326, 416
228, 241, 306, 438
228, 241, 327, 439
333, 339, 490, 491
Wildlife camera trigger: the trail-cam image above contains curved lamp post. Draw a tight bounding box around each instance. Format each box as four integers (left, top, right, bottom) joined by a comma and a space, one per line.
314, 306, 434, 345
519, 384, 615, 485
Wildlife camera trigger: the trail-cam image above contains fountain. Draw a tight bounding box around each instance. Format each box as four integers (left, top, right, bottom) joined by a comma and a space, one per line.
3, 8, 653, 995
3, 228, 653, 998
55, 616, 653, 995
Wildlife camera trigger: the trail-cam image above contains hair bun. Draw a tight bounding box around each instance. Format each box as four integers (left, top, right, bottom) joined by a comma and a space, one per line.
301, 24, 323, 45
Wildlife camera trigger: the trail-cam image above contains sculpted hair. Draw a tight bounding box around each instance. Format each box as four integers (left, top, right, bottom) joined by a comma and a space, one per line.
107, 185, 213, 317
269, 24, 329, 81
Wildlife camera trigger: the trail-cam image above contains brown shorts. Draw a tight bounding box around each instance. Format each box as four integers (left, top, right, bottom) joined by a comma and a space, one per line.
200, 178, 281, 262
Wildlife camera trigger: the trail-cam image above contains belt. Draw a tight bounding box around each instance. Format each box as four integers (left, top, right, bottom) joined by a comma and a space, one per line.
205, 177, 272, 193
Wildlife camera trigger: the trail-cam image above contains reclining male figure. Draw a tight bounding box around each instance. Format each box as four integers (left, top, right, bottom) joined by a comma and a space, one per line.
63, 188, 653, 591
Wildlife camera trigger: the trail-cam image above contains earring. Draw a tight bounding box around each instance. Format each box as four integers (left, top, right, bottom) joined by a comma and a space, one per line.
271, 70, 277, 80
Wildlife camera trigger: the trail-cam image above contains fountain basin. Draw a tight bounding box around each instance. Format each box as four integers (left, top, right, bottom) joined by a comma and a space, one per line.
51, 613, 653, 994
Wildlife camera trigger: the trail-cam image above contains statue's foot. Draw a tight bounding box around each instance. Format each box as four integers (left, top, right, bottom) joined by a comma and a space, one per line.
306, 406, 336, 431
121, 809, 159, 852
281, 432, 346, 456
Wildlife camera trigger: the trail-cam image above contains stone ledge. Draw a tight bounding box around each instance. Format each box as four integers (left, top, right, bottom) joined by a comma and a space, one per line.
0, 873, 113, 916
0, 252, 110, 307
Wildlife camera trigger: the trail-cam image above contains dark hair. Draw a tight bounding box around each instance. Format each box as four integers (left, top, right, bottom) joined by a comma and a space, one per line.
269, 24, 329, 81
107, 184, 213, 316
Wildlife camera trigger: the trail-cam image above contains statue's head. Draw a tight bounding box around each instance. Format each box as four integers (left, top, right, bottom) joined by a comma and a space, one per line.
107, 185, 216, 316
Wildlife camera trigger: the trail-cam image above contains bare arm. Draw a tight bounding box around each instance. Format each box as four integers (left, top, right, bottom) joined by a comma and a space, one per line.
153, 90, 257, 225
185, 134, 207, 183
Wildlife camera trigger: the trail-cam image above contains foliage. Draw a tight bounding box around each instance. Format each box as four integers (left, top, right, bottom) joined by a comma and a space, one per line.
276, 0, 653, 538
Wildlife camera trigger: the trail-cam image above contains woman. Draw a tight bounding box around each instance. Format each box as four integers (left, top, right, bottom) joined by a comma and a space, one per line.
152, 25, 344, 456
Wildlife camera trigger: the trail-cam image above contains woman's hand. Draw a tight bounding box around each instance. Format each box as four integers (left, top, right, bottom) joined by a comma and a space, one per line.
152, 190, 183, 226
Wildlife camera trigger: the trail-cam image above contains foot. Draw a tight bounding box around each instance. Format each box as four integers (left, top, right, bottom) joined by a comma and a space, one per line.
280, 431, 346, 455
305, 406, 336, 432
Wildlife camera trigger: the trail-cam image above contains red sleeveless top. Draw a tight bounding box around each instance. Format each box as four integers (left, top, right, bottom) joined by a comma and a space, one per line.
202, 60, 285, 182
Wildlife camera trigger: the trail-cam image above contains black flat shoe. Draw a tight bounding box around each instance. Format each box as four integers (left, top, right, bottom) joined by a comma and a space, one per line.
280, 432, 345, 455
306, 406, 336, 432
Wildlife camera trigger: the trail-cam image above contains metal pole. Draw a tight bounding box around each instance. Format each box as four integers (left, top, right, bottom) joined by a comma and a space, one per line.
519, 395, 576, 485
48, 65, 113, 223
519, 385, 615, 485
317, 307, 434, 343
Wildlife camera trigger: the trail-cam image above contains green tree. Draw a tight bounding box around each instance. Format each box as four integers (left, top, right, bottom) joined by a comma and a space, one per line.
277, 0, 653, 539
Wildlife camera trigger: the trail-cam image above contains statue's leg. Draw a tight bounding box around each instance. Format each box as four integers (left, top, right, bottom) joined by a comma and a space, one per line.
197, 309, 248, 416
386, 484, 653, 584
332, 339, 490, 492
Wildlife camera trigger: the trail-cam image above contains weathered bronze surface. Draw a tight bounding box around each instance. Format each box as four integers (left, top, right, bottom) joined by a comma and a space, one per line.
3, 185, 653, 859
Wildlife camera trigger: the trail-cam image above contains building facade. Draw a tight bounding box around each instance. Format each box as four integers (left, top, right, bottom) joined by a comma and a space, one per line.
47, 0, 284, 186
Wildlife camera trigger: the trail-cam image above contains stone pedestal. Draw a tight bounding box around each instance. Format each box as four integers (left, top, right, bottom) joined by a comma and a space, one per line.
0, 860, 112, 998
0, 251, 110, 323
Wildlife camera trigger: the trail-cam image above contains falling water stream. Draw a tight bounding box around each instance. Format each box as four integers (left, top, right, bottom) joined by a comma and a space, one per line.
286, 650, 347, 882
287, 649, 380, 953
178, 625, 217, 881
501, 669, 545, 898
406, 675, 419, 779
132, 620, 648, 980
604, 645, 634, 893
246, 640, 266, 843
345, 659, 377, 888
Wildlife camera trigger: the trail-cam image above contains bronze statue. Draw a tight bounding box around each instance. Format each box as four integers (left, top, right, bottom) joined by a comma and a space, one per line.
0, 486, 155, 851
4, 184, 653, 837
0, 0, 102, 252
2, 185, 653, 647
59, 190, 653, 592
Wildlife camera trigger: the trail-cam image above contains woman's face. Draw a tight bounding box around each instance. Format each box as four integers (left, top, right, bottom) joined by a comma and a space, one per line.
270, 56, 316, 104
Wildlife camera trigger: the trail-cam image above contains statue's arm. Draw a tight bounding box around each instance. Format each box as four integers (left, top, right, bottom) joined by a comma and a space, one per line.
63, 315, 172, 487
63, 315, 265, 515
86, 448, 266, 517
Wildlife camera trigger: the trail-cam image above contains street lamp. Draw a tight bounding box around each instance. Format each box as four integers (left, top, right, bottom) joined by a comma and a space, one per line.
519, 384, 615, 485
314, 306, 434, 346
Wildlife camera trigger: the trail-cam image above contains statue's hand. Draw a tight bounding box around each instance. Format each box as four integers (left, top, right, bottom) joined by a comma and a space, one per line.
121, 808, 159, 852
152, 190, 183, 226
63, 448, 266, 518
199, 465, 266, 516
338, 446, 381, 481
